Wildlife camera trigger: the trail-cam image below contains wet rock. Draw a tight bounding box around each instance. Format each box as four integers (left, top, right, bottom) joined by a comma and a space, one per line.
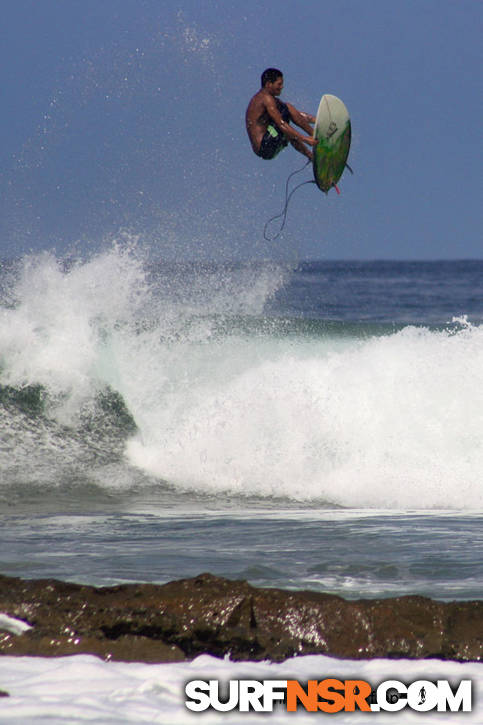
0, 573, 481, 663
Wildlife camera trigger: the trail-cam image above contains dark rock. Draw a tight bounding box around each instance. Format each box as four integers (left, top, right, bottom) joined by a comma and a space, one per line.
0, 572, 481, 663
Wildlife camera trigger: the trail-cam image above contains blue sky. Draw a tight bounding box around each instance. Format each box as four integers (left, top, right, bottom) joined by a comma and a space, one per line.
0, 0, 481, 260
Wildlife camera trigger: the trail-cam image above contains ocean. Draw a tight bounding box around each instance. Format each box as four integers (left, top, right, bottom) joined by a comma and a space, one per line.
0, 247, 482, 722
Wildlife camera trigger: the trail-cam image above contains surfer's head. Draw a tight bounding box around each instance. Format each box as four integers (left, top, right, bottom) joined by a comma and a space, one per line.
261, 68, 283, 95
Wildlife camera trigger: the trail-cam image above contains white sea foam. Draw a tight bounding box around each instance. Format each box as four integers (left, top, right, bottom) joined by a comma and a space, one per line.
1, 247, 482, 508
0, 614, 32, 635
0, 654, 481, 723
0, 246, 148, 423
126, 322, 483, 509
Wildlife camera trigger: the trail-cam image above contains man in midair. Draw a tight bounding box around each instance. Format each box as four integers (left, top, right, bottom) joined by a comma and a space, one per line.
246, 68, 317, 161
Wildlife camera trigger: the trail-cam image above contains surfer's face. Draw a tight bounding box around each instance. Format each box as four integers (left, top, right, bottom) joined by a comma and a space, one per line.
267, 77, 284, 96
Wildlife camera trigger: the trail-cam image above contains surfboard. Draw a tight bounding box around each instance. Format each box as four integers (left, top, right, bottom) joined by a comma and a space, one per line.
312, 94, 351, 193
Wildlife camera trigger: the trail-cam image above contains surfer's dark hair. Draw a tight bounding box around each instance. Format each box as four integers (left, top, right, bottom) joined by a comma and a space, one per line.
261, 68, 283, 86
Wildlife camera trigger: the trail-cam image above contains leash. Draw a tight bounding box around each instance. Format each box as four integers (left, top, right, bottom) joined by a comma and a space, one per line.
263, 160, 354, 241
263, 159, 314, 242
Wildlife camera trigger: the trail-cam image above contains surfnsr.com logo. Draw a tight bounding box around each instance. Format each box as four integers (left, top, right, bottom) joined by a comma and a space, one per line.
185, 678, 472, 713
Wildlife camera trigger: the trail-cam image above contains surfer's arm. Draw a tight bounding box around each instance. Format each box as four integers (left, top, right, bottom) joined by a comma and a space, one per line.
285, 103, 316, 134
282, 124, 316, 147
265, 97, 315, 147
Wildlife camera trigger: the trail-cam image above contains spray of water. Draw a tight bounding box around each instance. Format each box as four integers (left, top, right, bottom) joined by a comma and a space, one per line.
1, 246, 482, 509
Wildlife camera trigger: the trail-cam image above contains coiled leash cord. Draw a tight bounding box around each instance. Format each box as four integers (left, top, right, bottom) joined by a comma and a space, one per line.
263, 159, 314, 242
263, 160, 354, 242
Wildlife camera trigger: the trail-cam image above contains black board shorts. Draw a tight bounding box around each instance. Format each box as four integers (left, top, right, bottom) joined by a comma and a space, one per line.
256, 99, 291, 160
257, 125, 288, 159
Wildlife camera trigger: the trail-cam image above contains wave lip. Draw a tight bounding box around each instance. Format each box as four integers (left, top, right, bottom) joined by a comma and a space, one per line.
1, 249, 482, 510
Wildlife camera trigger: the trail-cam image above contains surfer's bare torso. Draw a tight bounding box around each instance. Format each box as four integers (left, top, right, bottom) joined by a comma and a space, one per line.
245, 75, 316, 160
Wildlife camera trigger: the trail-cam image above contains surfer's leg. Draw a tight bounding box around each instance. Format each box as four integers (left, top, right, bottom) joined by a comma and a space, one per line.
286, 102, 314, 136
289, 137, 313, 161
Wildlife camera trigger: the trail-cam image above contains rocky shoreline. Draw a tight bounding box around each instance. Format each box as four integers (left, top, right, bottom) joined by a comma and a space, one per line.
0, 573, 481, 664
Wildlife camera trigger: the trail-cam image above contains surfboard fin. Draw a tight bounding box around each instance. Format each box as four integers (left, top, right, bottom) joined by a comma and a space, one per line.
345, 163, 354, 175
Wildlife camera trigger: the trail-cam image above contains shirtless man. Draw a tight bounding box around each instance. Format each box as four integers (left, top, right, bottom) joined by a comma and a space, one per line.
246, 68, 317, 161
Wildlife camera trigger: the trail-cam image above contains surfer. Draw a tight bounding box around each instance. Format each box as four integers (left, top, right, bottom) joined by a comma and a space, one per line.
246, 68, 317, 161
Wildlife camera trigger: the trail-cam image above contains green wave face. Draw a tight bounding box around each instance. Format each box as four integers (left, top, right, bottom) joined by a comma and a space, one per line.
313, 121, 351, 192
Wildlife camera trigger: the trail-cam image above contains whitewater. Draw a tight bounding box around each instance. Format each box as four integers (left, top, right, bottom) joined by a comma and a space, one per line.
1, 247, 482, 507
0, 246, 482, 722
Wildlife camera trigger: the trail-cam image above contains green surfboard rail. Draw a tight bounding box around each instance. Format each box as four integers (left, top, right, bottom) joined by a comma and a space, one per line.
312, 119, 351, 193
